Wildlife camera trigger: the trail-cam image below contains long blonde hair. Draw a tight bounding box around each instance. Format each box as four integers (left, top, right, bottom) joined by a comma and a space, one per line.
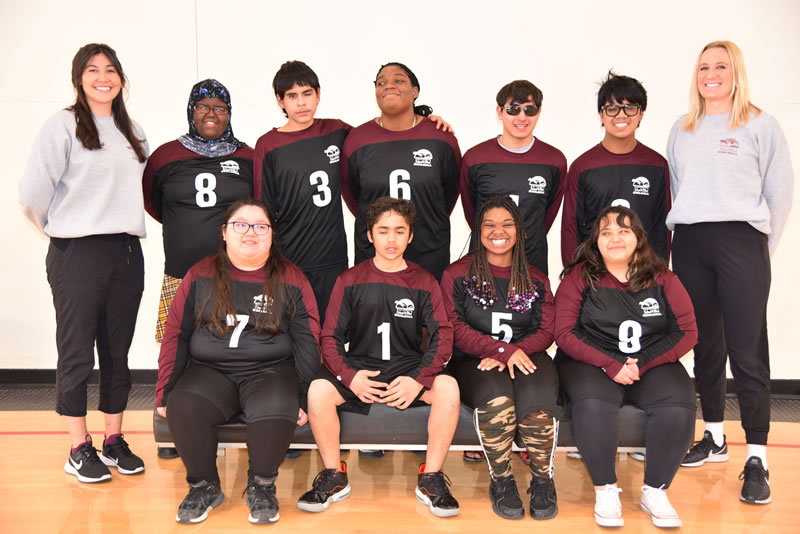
683, 40, 761, 132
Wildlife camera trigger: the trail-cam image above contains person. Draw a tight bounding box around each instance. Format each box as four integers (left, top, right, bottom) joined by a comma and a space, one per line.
297, 197, 461, 518
561, 71, 671, 266
255, 60, 455, 320
155, 199, 321, 524
667, 40, 794, 505
19, 43, 148, 483
441, 195, 563, 520
341, 62, 461, 281
143, 79, 254, 344
459, 80, 566, 275
554, 206, 698, 528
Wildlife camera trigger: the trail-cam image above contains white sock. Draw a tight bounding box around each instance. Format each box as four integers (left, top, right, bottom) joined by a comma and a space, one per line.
746, 444, 768, 470
705, 422, 725, 447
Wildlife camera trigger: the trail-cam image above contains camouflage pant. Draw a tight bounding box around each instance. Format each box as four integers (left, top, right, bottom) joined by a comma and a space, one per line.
476, 396, 556, 478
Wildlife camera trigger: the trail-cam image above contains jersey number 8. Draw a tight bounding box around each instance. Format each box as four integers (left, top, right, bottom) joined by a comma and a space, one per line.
195, 173, 218, 207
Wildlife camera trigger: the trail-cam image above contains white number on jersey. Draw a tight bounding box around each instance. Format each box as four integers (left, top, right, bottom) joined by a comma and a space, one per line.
310, 170, 332, 207
389, 169, 411, 200
226, 314, 249, 348
618, 320, 642, 354
509, 194, 520, 206
195, 172, 218, 207
377, 322, 391, 360
491, 312, 513, 343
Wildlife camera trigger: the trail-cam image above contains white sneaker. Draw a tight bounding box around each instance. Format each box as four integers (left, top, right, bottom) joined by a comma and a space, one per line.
594, 485, 623, 527
640, 485, 681, 528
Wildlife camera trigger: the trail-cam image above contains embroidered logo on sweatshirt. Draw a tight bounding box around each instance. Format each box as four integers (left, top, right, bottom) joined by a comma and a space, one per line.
324, 145, 340, 164
220, 160, 240, 175
639, 298, 662, 317
632, 177, 650, 196
528, 176, 547, 194
394, 298, 415, 319
718, 138, 739, 156
252, 294, 274, 314
412, 149, 433, 167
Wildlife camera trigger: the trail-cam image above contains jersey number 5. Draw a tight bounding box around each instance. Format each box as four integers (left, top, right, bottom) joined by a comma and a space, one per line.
309, 170, 332, 207
195, 173, 218, 207
389, 169, 411, 200
618, 320, 642, 354
491, 312, 513, 343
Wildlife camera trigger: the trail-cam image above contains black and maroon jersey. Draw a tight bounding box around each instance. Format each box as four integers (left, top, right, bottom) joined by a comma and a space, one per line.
321, 259, 453, 390
341, 119, 461, 279
553, 264, 696, 379
459, 137, 566, 274
561, 142, 671, 266
143, 141, 255, 278
254, 119, 350, 271
441, 255, 554, 363
156, 255, 321, 407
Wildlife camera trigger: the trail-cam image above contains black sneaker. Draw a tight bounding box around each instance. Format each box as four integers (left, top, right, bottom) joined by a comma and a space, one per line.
528, 475, 558, 519
297, 461, 351, 512
681, 430, 728, 467
64, 436, 112, 483
244, 475, 280, 523
176, 480, 224, 523
415, 464, 460, 518
358, 449, 385, 459
100, 435, 145, 474
285, 448, 303, 460
157, 446, 179, 459
489, 475, 524, 519
739, 457, 771, 504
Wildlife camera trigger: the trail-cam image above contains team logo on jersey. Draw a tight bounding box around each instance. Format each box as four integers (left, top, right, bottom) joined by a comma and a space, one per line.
394, 298, 415, 319
639, 298, 662, 317
718, 138, 739, 156
528, 176, 547, 194
412, 149, 433, 167
252, 294, 274, 314
631, 176, 650, 196
220, 160, 240, 175
324, 145, 340, 164
611, 198, 631, 208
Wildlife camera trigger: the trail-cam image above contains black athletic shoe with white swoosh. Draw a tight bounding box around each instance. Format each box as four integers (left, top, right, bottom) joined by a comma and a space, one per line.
100, 434, 145, 474
739, 457, 771, 504
64, 436, 112, 483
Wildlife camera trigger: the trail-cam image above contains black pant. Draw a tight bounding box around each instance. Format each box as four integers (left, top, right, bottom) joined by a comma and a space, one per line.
672, 222, 771, 445
46, 234, 144, 416
304, 261, 348, 325
557, 355, 695, 488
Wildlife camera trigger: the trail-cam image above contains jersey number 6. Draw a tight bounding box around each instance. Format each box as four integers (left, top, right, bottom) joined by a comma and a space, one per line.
389, 169, 411, 200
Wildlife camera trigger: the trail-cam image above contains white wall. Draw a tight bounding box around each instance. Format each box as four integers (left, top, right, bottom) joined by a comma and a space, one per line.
2, 0, 798, 377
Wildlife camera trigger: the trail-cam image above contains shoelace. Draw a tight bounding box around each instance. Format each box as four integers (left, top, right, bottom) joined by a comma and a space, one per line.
421, 471, 453, 494
528, 477, 554, 497
242, 481, 277, 503
184, 482, 217, 507
739, 463, 766, 483
108, 437, 134, 457
311, 468, 338, 490
642, 487, 676, 517
76, 444, 104, 465
596, 485, 622, 514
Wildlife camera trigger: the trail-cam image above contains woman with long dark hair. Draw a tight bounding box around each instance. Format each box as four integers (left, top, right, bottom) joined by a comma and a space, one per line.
156, 199, 320, 524
441, 195, 562, 520
554, 206, 697, 527
19, 43, 148, 483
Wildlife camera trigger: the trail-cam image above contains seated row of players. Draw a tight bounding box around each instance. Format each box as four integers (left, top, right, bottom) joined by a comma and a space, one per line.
156, 195, 698, 527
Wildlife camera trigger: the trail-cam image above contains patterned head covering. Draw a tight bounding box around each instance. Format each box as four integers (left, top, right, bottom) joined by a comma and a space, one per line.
178, 79, 245, 157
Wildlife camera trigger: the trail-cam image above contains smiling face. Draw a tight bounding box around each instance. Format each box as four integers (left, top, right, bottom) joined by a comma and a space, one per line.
193, 97, 229, 140
368, 210, 413, 269
375, 65, 418, 116
222, 205, 272, 270
697, 46, 734, 108
80, 53, 121, 116
480, 207, 517, 266
277, 83, 320, 131
597, 214, 638, 268
599, 97, 643, 143
497, 97, 540, 149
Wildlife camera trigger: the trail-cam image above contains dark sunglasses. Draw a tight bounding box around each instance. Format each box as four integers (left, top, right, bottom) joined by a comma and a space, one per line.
504, 103, 539, 117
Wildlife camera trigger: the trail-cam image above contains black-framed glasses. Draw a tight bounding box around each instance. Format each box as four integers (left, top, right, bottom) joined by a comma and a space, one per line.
195, 104, 229, 115
602, 104, 641, 117
504, 103, 539, 117
226, 222, 271, 235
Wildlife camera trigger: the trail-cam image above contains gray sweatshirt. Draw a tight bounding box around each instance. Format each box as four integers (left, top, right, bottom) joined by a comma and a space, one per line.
665, 111, 793, 256
19, 109, 149, 238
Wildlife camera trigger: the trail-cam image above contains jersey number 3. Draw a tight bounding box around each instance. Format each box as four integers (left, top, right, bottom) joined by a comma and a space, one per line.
310, 171, 332, 207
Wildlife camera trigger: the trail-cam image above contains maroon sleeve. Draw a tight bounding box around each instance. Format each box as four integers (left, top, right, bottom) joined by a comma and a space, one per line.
284, 265, 322, 402
339, 133, 358, 216
413, 274, 454, 388
543, 149, 567, 232
458, 151, 476, 227
253, 136, 266, 201
560, 159, 581, 266
554, 268, 625, 378
320, 274, 358, 387
142, 144, 169, 222
511, 270, 555, 355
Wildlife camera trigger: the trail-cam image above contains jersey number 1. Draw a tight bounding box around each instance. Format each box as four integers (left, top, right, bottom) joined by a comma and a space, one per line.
377, 322, 391, 360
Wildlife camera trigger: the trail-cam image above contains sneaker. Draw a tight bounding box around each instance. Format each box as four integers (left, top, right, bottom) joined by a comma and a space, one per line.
297, 461, 351, 512
630, 451, 646, 462
681, 431, 728, 467
157, 446, 179, 459
594, 484, 624, 527
566, 450, 583, 460
245, 475, 280, 523
489, 475, 524, 519
100, 435, 145, 474
739, 457, 771, 504
176, 480, 224, 523
528, 475, 558, 520
284, 448, 302, 460
64, 436, 112, 483
358, 449, 385, 459
519, 451, 531, 465
640, 485, 682, 527
416, 464, 460, 517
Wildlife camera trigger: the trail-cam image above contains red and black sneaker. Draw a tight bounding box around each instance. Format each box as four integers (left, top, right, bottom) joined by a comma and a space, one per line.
297, 461, 351, 512
415, 463, 460, 518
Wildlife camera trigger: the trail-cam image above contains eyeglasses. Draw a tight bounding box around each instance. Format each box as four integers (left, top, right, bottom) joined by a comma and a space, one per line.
226, 222, 271, 235
195, 104, 229, 115
504, 104, 539, 117
602, 104, 641, 117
